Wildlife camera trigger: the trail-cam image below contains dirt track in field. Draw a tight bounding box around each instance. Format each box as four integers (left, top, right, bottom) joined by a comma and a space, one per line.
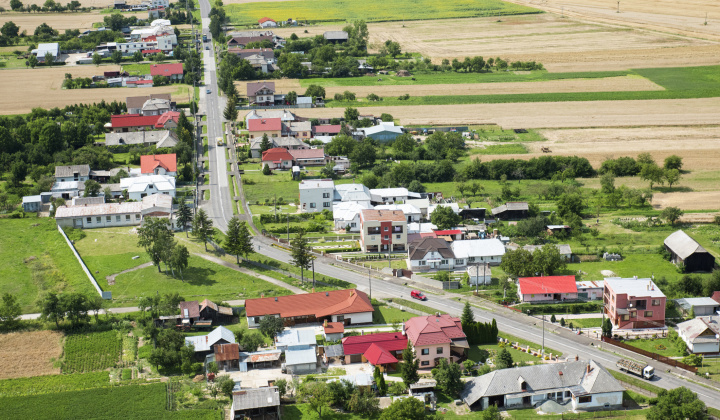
0, 66, 188, 115
0, 331, 63, 379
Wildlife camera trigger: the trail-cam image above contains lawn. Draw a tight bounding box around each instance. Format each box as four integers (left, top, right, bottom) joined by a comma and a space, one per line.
468, 144, 528, 155
109, 255, 290, 305
558, 254, 683, 283
0, 383, 222, 419
282, 403, 375, 420
695, 358, 720, 383
0, 217, 94, 312
0, 372, 110, 398
390, 298, 444, 315
468, 331, 562, 364
226, 0, 540, 26
567, 318, 602, 328
73, 227, 152, 285
622, 336, 684, 358
372, 303, 415, 324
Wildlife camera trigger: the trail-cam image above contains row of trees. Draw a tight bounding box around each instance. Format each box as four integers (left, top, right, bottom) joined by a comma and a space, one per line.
500, 245, 568, 277
137, 217, 190, 279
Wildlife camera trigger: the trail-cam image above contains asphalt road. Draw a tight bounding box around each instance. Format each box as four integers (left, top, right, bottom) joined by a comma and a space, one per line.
194, 1, 720, 406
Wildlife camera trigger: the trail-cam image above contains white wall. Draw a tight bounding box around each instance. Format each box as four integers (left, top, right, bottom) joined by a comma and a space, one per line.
128, 189, 175, 201
300, 187, 333, 213
689, 341, 719, 354
57, 176, 89, 183
332, 311, 372, 325
57, 213, 142, 229
573, 391, 623, 410
247, 313, 280, 328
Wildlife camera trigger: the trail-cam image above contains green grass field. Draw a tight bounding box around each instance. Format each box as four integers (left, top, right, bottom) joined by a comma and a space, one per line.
226, 0, 540, 25
622, 336, 684, 358
109, 254, 289, 305
0, 372, 110, 398
0, 383, 222, 419
0, 218, 94, 312
469, 144, 528, 155
567, 318, 602, 328
74, 227, 152, 286
372, 303, 415, 324
316, 65, 720, 107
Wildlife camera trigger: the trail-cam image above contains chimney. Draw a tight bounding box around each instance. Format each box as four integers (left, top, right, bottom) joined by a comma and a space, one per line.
261, 293, 264, 298
361, 330, 364, 336
349, 290, 354, 297
435, 312, 440, 317
575, 355, 579, 361
274, 297, 278, 302
312, 288, 315, 293
326, 292, 329, 297
586, 364, 591, 374
324, 320, 328, 327
559, 371, 563, 376
205, 336, 208, 343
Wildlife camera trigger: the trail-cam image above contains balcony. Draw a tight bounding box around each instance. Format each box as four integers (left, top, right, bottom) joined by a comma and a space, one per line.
367, 227, 381, 235
392, 226, 403, 233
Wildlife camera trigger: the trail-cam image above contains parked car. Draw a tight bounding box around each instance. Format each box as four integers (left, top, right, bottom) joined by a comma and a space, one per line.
410, 290, 426, 301
206, 88, 211, 94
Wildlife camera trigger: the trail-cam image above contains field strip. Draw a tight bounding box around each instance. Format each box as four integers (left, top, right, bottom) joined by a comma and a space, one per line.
323, 76, 663, 97
653, 192, 720, 211
264, 97, 720, 128
0, 11, 138, 33
0, 66, 189, 115
0, 331, 63, 379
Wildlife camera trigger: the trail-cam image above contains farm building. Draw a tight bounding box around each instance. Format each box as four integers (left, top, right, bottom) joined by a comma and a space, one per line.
323, 322, 344, 342
184, 326, 236, 357
664, 230, 716, 272
359, 122, 404, 142
105, 130, 179, 148
323, 31, 348, 43
491, 202, 529, 220
55, 165, 91, 183
517, 276, 578, 303
231, 387, 280, 419
22, 195, 43, 212
214, 343, 240, 371
258, 17, 277, 28
284, 346, 317, 374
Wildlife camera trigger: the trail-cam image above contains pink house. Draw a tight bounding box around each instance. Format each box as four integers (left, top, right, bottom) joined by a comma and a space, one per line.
403, 314, 468, 369
517, 275, 578, 303
604, 278, 666, 329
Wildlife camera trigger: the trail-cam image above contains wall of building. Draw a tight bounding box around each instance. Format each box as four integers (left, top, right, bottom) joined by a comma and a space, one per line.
689, 341, 720, 354
573, 392, 622, 410
300, 187, 333, 213
331, 311, 373, 325
57, 213, 142, 229
469, 274, 492, 285
57, 176, 89, 183
414, 343, 450, 368
519, 292, 579, 303
324, 332, 343, 342
247, 313, 280, 328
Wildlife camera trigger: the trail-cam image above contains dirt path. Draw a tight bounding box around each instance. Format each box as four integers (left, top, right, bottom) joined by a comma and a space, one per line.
192, 252, 306, 295
106, 261, 154, 285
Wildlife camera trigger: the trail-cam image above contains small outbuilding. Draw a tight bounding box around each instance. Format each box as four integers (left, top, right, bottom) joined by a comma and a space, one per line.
231, 387, 281, 419
284, 345, 317, 374
323, 31, 348, 43
664, 230, 716, 272
467, 264, 492, 285
674, 297, 720, 317
323, 321, 345, 342
491, 202, 529, 220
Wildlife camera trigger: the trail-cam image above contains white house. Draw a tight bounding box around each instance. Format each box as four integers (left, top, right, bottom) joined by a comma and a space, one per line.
451, 239, 505, 266
55, 165, 91, 183
407, 237, 457, 272
120, 174, 175, 200
185, 326, 236, 353
461, 360, 624, 412
370, 187, 419, 204
375, 203, 422, 223
576, 280, 604, 300
55, 202, 143, 229
51, 181, 85, 199
677, 316, 720, 354
335, 183, 372, 203
428, 203, 461, 215
333, 201, 373, 232
299, 179, 334, 213
35, 43, 59, 62
258, 17, 278, 28
406, 198, 430, 217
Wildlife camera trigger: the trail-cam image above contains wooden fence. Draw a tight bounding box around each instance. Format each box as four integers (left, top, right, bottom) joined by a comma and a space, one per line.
601, 336, 697, 372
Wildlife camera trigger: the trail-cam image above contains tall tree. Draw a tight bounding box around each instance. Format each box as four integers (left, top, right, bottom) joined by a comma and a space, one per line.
400, 341, 420, 386
83, 179, 101, 197
40, 292, 64, 327
169, 245, 190, 280
461, 301, 475, 325
647, 387, 706, 420
259, 133, 272, 154
176, 201, 191, 237
432, 358, 463, 397
496, 348, 514, 369
430, 205, 461, 230
0, 293, 21, 330
237, 221, 254, 261
601, 318, 613, 338
299, 381, 332, 419
379, 397, 426, 420
290, 229, 313, 283
224, 216, 243, 264
192, 209, 214, 251
660, 206, 684, 226
137, 217, 174, 272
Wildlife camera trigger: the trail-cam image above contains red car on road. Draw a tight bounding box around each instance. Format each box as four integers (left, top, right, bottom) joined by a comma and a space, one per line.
410, 290, 427, 301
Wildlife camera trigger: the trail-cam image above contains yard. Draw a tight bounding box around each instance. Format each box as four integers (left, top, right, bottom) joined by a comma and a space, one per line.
372, 303, 415, 324
108, 255, 290, 306
73, 227, 152, 287
0, 218, 94, 312
621, 336, 684, 358
468, 332, 562, 364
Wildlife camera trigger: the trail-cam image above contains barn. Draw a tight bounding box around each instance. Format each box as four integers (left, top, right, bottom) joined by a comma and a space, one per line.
664, 230, 715, 272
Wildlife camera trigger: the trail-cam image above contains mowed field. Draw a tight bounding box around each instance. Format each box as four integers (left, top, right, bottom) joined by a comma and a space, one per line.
0, 11, 139, 33
270, 14, 720, 72
0, 66, 190, 115
0, 331, 64, 379
244, 76, 663, 97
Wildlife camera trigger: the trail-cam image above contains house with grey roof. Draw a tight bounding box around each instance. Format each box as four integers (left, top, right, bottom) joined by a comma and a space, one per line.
55, 165, 91, 183
674, 297, 720, 317
104, 130, 178, 148
284, 345, 317, 374
231, 387, 280, 419
323, 31, 348, 43
677, 316, 720, 354
664, 230, 716, 272
461, 360, 624, 412
491, 201, 529, 220
249, 136, 307, 158
185, 326, 236, 355
407, 237, 456, 272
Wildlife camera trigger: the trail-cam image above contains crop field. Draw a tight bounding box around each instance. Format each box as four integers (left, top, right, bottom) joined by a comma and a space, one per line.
0, 382, 223, 419
0, 372, 110, 397
0, 331, 64, 379
74, 227, 152, 286
0, 11, 134, 33
0, 66, 191, 115
109, 254, 289, 305
270, 14, 720, 72
0, 218, 93, 312
62, 331, 122, 373
225, 0, 540, 26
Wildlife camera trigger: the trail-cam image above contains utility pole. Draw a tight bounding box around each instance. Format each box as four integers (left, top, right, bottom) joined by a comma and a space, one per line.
312, 259, 315, 288
368, 269, 372, 300
287, 214, 290, 242
616, 1, 620, 13
542, 314, 545, 355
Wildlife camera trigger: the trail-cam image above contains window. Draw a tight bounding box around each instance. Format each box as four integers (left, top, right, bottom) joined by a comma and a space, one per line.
350, 223, 356, 227
384, 227, 388, 231
135, 214, 140, 220
421, 348, 429, 355
441, 259, 448, 265
578, 396, 592, 403
622, 315, 629, 321
116, 215, 121, 222
86, 217, 92, 223
418, 261, 426, 266
436, 347, 443, 354
384, 235, 389, 240
421, 361, 430, 366
253, 317, 260, 324
106, 216, 111, 222
310, 203, 316, 208
322, 192, 330, 198
630, 312, 636, 318
652, 299, 661, 306
323, 202, 331, 208
644, 311, 653, 317
396, 234, 401, 239
125, 215, 130, 221
95, 217, 100, 223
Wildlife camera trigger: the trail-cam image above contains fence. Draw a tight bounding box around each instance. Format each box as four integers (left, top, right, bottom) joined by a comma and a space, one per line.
57, 225, 111, 299
601, 336, 697, 372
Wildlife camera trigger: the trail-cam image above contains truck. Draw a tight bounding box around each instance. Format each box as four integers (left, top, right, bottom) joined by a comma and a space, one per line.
616, 359, 654, 380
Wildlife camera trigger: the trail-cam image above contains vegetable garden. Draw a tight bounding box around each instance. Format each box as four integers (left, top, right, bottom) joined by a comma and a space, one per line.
62, 331, 122, 373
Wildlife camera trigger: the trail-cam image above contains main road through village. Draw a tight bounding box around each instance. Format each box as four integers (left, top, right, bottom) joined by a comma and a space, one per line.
196, 0, 720, 408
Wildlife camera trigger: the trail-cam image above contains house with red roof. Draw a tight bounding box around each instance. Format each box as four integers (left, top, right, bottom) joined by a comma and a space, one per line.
403, 314, 468, 368
261, 147, 293, 171
150, 63, 184, 81
517, 275, 578, 303
258, 17, 277, 28
313, 125, 342, 136
342, 331, 407, 370
140, 154, 177, 176
155, 111, 180, 129
323, 321, 345, 342
248, 118, 282, 139
245, 289, 373, 328
110, 114, 160, 132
